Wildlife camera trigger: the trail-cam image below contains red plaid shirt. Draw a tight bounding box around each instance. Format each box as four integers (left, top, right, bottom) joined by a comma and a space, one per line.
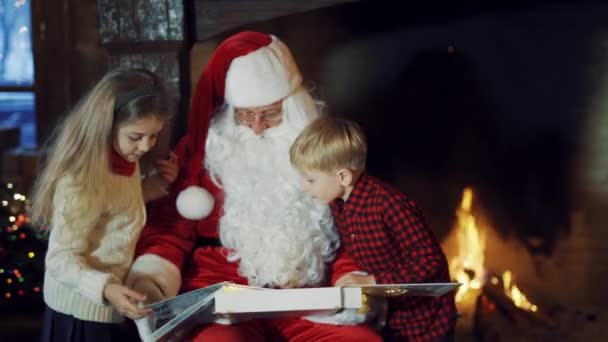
330, 173, 457, 342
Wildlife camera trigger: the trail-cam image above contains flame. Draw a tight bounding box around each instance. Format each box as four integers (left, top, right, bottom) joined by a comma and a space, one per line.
501, 271, 538, 312
450, 187, 486, 302
448, 188, 539, 313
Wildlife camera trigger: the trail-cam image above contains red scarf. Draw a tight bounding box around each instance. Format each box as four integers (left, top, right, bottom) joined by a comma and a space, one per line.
110, 149, 136, 176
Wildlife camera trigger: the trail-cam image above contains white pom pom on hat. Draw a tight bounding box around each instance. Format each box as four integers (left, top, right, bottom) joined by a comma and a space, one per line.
176, 186, 215, 220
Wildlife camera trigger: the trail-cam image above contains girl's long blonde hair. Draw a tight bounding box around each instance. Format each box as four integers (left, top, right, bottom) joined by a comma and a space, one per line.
30, 68, 173, 228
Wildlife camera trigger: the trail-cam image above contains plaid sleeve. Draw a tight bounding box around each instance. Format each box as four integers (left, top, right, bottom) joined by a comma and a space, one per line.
374, 195, 447, 284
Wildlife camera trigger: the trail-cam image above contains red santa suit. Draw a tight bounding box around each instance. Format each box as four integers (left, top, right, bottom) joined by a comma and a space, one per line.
126, 31, 382, 341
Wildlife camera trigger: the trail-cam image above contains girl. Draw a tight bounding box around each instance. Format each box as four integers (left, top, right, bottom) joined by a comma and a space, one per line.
31, 68, 177, 342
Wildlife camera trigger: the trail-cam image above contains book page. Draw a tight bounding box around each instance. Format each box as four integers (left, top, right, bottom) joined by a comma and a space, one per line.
150, 294, 215, 341
136, 282, 229, 342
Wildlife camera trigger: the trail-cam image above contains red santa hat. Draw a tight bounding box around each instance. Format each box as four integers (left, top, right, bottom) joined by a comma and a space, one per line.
176, 31, 303, 220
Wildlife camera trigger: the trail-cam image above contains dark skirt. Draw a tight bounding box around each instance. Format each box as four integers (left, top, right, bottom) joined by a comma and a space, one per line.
40, 305, 124, 342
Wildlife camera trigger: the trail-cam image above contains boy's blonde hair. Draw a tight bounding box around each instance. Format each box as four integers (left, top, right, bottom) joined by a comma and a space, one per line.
30, 68, 173, 228
290, 116, 367, 173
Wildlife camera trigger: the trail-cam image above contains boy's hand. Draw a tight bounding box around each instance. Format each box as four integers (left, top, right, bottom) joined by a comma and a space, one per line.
334, 273, 376, 287
103, 282, 152, 320
155, 152, 179, 185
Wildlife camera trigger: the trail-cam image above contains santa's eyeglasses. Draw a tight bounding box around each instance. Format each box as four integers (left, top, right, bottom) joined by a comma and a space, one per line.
234, 103, 283, 125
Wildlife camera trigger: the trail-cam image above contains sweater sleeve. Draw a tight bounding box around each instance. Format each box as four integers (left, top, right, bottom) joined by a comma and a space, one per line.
44, 176, 117, 305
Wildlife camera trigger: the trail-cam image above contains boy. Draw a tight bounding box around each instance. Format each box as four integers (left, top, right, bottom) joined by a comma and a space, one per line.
289, 116, 457, 342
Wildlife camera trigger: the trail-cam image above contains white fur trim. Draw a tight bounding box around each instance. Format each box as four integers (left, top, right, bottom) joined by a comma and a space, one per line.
126, 254, 181, 299
225, 35, 302, 108
176, 186, 215, 220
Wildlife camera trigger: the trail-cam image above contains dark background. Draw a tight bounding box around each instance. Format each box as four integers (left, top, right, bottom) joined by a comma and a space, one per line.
232, 0, 602, 256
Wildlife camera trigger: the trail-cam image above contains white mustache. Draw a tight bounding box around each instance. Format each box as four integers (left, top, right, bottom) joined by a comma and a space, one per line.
234, 123, 289, 142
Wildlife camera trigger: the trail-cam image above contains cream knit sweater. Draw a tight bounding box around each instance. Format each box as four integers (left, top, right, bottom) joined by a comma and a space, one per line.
43, 170, 146, 323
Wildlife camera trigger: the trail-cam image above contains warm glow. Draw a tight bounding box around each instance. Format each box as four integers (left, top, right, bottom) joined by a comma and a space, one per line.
450, 187, 486, 302
448, 188, 538, 313
502, 271, 538, 312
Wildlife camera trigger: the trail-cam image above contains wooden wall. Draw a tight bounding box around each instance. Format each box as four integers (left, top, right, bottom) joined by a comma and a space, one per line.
35, 0, 108, 144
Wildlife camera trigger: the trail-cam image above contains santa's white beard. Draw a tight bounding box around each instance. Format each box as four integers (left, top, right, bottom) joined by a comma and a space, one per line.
205, 104, 339, 288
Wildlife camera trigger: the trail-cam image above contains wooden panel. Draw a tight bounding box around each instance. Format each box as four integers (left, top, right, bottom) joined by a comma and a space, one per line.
98, 0, 183, 43
194, 0, 358, 40
69, 0, 109, 105
34, 0, 72, 144
33, 0, 110, 145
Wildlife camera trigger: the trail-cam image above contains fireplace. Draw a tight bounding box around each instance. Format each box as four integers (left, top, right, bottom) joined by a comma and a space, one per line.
186, 0, 608, 339
443, 188, 606, 340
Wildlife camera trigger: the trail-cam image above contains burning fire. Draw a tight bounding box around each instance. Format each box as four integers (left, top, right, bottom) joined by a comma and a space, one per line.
492, 271, 538, 312
450, 187, 486, 302
449, 188, 538, 312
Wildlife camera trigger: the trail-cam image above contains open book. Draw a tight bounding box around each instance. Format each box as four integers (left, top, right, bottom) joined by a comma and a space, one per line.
135, 282, 460, 342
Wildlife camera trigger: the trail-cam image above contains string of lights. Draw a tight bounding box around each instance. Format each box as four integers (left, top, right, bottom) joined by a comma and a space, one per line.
0, 181, 46, 306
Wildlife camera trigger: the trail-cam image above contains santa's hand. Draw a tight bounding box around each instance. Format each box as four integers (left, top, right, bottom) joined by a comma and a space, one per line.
130, 278, 165, 305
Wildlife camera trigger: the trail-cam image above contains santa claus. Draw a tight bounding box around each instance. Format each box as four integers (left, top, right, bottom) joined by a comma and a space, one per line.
126, 31, 382, 341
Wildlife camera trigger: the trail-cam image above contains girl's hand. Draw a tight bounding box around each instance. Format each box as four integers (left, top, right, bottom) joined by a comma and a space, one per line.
103, 282, 151, 320
155, 152, 179, 185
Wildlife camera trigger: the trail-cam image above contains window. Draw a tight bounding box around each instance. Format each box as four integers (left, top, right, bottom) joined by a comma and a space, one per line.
0, 0, 35, 148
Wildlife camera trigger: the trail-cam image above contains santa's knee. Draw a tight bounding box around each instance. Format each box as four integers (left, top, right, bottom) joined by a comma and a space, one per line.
188, 323, 265, 342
